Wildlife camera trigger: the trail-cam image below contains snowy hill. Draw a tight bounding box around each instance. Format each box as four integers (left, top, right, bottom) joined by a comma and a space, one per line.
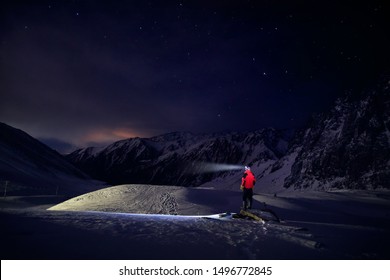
0, 122, 103, 195
67, 129, 290, 187
48, 184, 242, 215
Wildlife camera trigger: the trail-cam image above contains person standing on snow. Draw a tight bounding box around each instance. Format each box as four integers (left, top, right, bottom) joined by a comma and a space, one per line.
240, 166, 256, 210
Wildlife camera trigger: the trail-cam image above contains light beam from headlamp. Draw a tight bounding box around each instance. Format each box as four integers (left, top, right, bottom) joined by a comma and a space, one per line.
189, 162, 244, 174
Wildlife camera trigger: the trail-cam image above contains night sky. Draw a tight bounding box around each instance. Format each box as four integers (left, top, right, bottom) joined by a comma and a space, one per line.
1, 1, 389, 152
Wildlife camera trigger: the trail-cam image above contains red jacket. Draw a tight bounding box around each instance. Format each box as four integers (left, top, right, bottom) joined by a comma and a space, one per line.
242, 170, 256, 189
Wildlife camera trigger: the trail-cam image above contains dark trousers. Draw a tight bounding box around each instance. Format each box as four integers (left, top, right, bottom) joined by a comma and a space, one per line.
242, 188, 253, 210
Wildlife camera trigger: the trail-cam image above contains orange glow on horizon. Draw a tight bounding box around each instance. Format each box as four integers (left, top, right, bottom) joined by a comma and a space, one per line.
80, 128, 140, 145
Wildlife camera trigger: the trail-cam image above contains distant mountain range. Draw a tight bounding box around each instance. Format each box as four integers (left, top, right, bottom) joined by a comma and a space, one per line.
67, 77, 390, 191
1, 78, 389, 193
66, 129, 290, 187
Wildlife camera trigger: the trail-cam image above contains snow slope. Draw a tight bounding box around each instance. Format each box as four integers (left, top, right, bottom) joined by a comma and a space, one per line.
7, 184, 380, 259
1, 184, 389, 259
0, 122, 104, 195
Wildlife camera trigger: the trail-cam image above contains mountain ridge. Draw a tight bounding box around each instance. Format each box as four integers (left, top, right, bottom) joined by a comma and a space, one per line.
67, 128, 290, 187
66, 77, 390, 191
0, 122, 102, 195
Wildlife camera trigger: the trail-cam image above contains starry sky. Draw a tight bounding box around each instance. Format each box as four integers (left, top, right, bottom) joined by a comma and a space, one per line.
1, 1, 389, 152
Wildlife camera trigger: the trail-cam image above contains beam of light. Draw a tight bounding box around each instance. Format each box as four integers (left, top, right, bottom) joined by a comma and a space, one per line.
188, 161, 244, 174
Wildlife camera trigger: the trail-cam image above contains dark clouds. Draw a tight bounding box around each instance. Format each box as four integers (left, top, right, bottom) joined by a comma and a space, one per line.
1, 1, 389, 149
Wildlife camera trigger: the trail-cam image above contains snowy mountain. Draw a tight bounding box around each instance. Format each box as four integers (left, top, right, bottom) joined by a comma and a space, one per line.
67, 129, 290, 187
66, 78, 390, 191
0, 122, 102, 195
267, 77, 390, 190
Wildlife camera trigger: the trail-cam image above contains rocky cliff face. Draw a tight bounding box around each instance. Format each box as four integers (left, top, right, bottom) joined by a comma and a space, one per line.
282, 78, 390, 190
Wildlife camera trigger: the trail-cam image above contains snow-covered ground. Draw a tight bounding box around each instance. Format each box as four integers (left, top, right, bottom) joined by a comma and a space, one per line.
1, 185, 389, 259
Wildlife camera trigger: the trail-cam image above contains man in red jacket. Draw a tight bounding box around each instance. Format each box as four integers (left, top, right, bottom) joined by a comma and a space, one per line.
240, 166, 256, 210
